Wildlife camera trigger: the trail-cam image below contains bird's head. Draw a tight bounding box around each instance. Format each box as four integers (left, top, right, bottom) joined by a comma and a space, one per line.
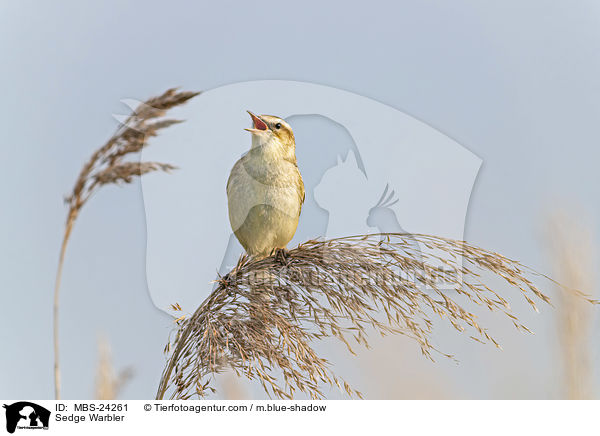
245, 111, 295, 155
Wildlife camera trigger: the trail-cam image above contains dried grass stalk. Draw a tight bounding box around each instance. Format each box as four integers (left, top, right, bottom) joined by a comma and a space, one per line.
156, 233, 598, 400
53, 88, 200, 399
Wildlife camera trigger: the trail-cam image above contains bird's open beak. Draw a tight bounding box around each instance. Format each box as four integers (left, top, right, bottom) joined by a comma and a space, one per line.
245, 111, 269, 134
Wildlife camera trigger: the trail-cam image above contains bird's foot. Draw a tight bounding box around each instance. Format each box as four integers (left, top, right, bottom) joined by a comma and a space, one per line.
273, 247, 290, 266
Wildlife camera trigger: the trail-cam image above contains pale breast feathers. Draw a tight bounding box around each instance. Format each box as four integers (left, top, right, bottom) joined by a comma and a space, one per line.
227, 156, 304, 231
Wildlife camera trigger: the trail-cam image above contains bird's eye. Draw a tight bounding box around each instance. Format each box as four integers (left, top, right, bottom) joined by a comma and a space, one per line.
275, 123, 282, 130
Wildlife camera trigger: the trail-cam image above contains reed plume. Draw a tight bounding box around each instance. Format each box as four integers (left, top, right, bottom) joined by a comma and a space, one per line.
53, 88, 200, 399
156, 233, 597, 400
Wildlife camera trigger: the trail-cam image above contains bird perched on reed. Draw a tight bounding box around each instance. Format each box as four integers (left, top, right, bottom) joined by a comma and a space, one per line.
227, 111, 305, 257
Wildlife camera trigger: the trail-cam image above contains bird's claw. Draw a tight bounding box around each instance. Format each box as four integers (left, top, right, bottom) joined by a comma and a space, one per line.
273, 248, 290, 265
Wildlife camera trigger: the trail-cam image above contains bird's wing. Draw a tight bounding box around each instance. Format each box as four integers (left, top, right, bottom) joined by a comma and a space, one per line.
297, 168, 305, 216
226, 158, 254, 232
226, 157, 249, 197
226, 158, 241, 195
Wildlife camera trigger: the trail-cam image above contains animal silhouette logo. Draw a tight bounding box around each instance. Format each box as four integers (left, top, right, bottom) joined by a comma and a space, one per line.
3, 402, 50, 433
313, 150, 371, 238
367, 184, 423, 263
140, 80, 482, 310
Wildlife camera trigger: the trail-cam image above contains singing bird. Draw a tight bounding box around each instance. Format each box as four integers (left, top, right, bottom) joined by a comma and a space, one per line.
227, 111, 305, 257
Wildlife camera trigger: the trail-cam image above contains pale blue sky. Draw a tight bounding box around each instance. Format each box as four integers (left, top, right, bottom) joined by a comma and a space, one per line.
1, 1, 599, 399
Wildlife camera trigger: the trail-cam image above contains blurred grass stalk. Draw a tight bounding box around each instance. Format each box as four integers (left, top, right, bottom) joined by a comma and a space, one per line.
547, 209, 596, 399
52, 88, 199, 399
95, 335, 133, 400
